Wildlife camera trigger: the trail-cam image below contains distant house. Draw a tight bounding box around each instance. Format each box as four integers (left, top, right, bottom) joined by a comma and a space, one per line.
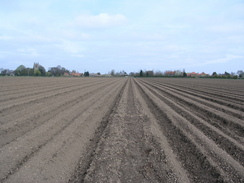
164, 71, 176, 76
90, 73, 99, 77
187, 72, 209, 77
63, 72, 70, 77
147, 71, 154, 77
198, 72, 209, 77
70, 73, 83, 77
175, 70, 183, 76
187, 72, 198, 77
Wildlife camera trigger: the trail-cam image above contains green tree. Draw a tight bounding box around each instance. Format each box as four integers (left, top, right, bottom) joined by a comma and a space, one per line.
110, 69, 115, 76
84, 71, 89, 77
26, 68, 34, 76
154, 70, 163, 77
34, 69, 41, 76
1, 69, 10, 76
46, 72, 51, 77
224, 71, 230, 76
212, 72, 217, 77
116, 70, 127, 76
182, 69, 187, 77
38, 65, 46, 76
15, 65, 26, 76
237, 70, 243, 78
139, 70, 143, 77
48, 65, 67, 76
224, 71, 231, 78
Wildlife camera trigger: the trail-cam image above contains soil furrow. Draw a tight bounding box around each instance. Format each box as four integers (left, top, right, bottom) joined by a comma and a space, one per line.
81, 79, 179, 182
0, 80, 119, 147
148, 78, 244, 105
153, 78, 244, 96
0, 79, 116, 126
69, 79, 128, 183
0, 77, 243, 183
0, 79, 111, 114
131, 79, 190, 183
142, 79, 244, 115
0, 79, 127, 182
0, 78, 110, 100
137, 79, 244, 165
138, 79, 244, 139
142, 78, 244, 112
135, 79, 244, 183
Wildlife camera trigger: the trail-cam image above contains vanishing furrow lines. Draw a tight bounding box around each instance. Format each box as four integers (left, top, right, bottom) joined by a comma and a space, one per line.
0, 79, 127, 182
0, 79, 111, 113
142, 79, 244, 117
137, 79, 244, 165
131, 79, 190, 183
0, 78, 117, 126
154, 78, 244, 96
135, 79, 244, 183
151, 79, 244, 112
147, 78, 244, 106
70, 79, 128, 183
138, 79, 244, 140
0, 79, 120, 147
0, 80, 95, 102
80, 79, 185, 183
0, 78, 70, 94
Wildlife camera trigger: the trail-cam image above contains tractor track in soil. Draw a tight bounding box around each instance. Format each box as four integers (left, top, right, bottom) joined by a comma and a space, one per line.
0, 77, 243, 183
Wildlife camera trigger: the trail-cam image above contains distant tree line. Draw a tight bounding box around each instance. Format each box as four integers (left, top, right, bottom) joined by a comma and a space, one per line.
211, 71, 244, 79
0, 63, 89, 77
129, 69, 188, 78
127, 69, 243, 79
11, 64, 47, 76
48, 65, 70, 76
0, 63, 243, 79
109, 70, 127, 77
0, 68, 14, 76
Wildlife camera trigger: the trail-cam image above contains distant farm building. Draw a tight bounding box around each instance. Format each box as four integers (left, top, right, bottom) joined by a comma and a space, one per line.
187, 72, 209, 77
70, 73, 83, 77
63, 73, 70, 77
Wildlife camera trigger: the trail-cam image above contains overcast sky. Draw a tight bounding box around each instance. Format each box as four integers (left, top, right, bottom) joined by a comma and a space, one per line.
0, 0, 243, 74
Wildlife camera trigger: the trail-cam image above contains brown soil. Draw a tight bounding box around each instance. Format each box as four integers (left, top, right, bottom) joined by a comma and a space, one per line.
0, 77, 243, 183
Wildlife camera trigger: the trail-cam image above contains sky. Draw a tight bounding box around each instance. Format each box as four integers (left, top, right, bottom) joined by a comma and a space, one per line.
0, 0, 244, 74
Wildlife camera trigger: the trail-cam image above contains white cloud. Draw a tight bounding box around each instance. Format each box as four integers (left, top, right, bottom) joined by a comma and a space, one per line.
128, 32, 166, 41
206, 24, 244, 33
61, 30, 91, 40
0, 36, 13, 40
163, 45, 184, 52
1, 0, 243, 74
56, 41, 85, 59
17, 47, 39, 57
227, 47, 244, 55
205, 54, 243, 65
73, 54, 84, 58
73, 13, 128, 28
186, 54, 243, 68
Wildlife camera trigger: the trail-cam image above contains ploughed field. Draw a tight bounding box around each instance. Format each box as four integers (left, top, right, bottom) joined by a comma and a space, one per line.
0, 77, 243, 183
